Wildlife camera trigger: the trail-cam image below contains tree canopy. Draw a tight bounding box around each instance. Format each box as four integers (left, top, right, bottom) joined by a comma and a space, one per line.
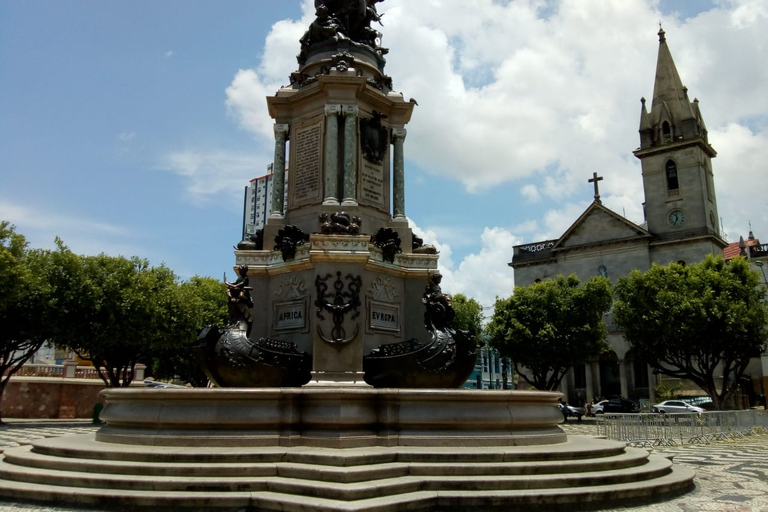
42, 242, 182, 387
614, 255, 768, 409
151, 276, 228, 386
487, 275, 612, 391
450, 293, 484, 342
0, 222, 51, 422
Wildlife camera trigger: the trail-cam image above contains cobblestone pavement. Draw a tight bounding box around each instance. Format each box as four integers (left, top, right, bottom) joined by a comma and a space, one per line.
0, 420, 765, 511
0, 422, 98, 451
563, 420, 768, 511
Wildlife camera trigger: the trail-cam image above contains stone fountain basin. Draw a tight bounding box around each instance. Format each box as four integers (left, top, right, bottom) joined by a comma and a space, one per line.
96, 387, 565, 448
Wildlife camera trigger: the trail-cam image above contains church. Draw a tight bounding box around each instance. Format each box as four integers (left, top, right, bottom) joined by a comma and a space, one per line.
509, 28, 728, 407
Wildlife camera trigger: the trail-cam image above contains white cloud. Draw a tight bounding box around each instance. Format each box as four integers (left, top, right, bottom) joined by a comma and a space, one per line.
0, 200, 136, 257
158, 151, 269, 204
521, 184, 541, 203
438, 227, 519, 309
165, 50, 175, 58
118, 131, 136, 142
709, 123, 768, 243
225, 69, 282, 141
410, 219, 518, 307
209, 0, 768, 311
229, 0, 765, 197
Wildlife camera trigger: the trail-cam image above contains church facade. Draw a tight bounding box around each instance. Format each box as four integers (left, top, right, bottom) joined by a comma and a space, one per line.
510, 29, 727, 407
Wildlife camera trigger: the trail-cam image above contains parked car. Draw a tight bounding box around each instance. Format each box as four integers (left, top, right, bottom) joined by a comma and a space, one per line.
652, 400, 704, 414
558, 402, 585, 422
591, 400, 609, 415
601, 398, 640, 413
144, 379, 186, 389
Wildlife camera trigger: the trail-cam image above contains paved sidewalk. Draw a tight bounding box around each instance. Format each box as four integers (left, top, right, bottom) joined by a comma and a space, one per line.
0, 420, 99, 452
0, 419, 765, 511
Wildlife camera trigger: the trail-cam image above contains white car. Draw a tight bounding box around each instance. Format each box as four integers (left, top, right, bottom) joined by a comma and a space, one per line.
652, 400, 704, 414
591, 400, 609, 415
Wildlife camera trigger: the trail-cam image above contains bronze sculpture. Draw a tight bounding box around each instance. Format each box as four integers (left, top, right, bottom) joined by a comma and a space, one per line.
299, 0, 387, 64
225, 265, 253, 336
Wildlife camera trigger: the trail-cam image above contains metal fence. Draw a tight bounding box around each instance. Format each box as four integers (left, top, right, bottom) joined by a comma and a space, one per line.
596, 410, 768, 448
7, 363, 145, 381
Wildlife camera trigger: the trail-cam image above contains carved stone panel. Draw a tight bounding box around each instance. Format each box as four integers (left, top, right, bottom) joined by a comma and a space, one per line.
273, 300, 309, 332
274, 276, 308, 301
359, 159, 386, 209
290, 120, 324, 208
367, 298, 400, 335
368, 276, 400, 302
272, 276, 309, 333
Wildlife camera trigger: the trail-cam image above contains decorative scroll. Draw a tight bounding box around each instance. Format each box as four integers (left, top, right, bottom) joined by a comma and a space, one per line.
518, 240, 557, 253
314, 272, 362, 345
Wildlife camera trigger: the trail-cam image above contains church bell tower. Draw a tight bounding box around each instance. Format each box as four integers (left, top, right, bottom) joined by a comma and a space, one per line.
634, 28, 726, 261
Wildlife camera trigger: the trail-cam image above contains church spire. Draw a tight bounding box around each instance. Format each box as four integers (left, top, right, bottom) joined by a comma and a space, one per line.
638, 28, 710, 151
650, 27, 692, 127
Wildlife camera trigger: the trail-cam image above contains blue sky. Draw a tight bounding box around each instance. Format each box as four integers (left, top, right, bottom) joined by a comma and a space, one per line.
2, 0, 766, 309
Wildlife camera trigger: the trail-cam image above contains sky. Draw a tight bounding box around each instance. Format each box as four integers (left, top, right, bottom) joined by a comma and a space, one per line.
1, 0, 767, 314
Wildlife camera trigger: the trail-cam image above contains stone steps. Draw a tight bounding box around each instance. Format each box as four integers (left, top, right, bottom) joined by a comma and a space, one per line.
5, 438, 650, 480
0, 470, 695, 512
0, 453, 672, 495
0, 434, 694, 510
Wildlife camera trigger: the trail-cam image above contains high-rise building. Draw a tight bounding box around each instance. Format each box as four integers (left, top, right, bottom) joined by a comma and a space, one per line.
242, 165, 288, 238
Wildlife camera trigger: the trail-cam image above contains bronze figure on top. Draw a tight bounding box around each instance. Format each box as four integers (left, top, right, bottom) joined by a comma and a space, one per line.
299, 0, 387, 64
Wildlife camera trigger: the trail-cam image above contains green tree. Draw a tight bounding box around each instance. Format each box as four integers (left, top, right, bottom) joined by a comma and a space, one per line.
487, 275, 612, 391
46, 242, 182, 387
0, 222, 51, 422
451, 293, 484, 341
613, 255, 768, 410
151, 276, 228, 386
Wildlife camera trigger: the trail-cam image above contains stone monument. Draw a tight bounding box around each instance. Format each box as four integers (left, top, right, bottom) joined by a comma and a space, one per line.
0, 4, 694, 510
196, 0, 475, 389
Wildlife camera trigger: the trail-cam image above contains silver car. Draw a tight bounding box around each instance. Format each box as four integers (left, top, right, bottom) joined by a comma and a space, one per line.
652, 400, 704, 414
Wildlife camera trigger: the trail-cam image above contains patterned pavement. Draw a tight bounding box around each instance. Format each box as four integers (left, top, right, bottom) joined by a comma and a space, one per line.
563, 420, 768, 511
0, 419, 764, 511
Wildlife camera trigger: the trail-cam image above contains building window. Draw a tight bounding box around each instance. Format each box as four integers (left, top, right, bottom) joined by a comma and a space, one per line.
662, 121, 672, 143
665, 160, 679, 192
598, 265, 608, 278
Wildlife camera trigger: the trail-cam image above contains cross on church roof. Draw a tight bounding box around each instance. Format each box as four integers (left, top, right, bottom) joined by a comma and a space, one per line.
588, 172, 604, 204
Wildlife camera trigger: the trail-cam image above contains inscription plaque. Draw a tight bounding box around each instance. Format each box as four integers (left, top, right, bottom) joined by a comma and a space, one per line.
291, 122, 323, 208
274, 300, 308, 331
368, 300, 400, 333
360, 160, 386, 209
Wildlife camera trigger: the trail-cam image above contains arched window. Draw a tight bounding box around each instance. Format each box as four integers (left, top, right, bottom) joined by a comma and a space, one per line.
662, 121, 672, 142
665, 160, 679, 191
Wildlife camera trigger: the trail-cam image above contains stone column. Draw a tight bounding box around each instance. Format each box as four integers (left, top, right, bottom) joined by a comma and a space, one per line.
585, 363, 595, 403
392, 128, 407, 221
63, 360, 78, 378
619, 360, 629, 398
341, 105, 359, 206
270, 124, 289, 218
647, 365, 656, 404
323, 105, 341, 205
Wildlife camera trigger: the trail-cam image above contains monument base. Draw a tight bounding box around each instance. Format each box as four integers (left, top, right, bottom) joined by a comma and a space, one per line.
0, 388, 694, 511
